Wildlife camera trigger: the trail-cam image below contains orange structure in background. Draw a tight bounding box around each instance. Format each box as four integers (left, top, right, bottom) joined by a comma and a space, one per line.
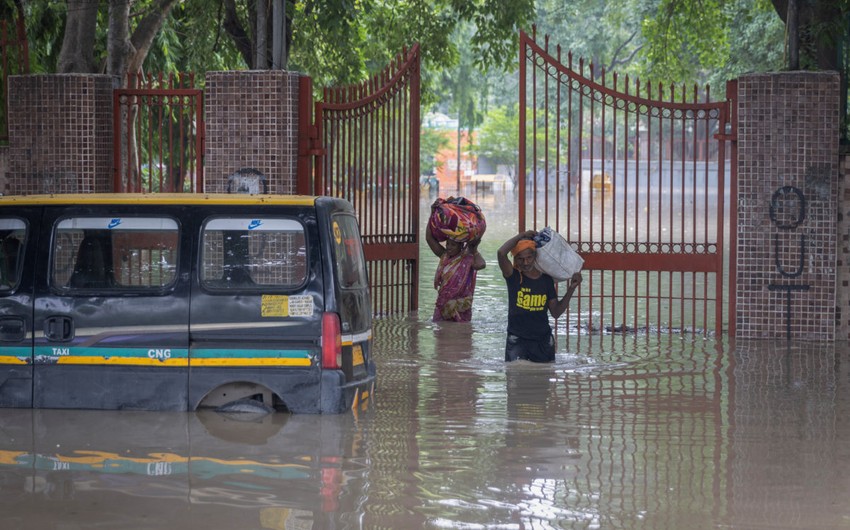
433, 129, 476, 194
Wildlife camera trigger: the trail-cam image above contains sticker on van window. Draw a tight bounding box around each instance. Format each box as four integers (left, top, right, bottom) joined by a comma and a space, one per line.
261, 294, 313, 317
333, 221, 342, 244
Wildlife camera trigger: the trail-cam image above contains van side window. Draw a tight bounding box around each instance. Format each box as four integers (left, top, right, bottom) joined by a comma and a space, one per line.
331, 214, 367, 289
0, 218, 26, 291
201, 217, 307, 290
53, 217, 179, 290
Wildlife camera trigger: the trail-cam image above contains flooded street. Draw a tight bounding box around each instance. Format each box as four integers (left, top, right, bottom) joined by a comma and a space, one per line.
3, 194, 850, 529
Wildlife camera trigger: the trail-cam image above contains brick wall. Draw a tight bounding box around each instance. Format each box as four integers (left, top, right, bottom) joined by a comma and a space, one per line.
736, 72, 839, 340
203, 71, 301, 194
6, 74, 115, 195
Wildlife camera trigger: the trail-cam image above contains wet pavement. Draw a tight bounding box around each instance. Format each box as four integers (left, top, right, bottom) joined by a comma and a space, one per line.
2, 194, 850, 529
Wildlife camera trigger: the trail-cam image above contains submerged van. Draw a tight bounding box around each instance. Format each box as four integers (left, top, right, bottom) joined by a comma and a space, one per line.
0, 194, 376, 413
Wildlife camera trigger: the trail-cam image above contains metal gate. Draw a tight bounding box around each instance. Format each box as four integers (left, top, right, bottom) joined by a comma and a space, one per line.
113, 72, 204, 193
519, 30, 733, 337
302, 46, 421, 316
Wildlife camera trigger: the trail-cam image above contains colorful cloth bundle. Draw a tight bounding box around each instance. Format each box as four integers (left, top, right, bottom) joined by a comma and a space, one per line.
428, 197, 486, 243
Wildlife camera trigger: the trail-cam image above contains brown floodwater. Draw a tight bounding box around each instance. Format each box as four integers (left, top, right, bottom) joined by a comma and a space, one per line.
2, 194, 850, 529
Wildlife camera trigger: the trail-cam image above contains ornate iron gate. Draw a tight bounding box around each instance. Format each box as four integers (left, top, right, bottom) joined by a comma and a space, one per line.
301, 46, 421, 316
520, 30, 733, 337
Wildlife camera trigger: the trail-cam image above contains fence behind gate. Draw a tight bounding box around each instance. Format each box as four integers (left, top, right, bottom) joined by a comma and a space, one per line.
520, 30, 733, 338
302, 46, 421, 316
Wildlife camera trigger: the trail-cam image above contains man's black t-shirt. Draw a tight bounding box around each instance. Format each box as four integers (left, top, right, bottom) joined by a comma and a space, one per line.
505, 268, 556, 340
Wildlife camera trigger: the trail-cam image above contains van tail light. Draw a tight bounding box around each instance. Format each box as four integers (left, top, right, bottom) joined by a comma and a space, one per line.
321, 312, 342, 369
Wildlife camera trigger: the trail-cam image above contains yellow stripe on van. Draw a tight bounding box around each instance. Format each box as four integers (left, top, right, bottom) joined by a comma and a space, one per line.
56, 356, 189, 367
0, 193, 319, 207
189, 358, 312, 367
0, 356, 28, 365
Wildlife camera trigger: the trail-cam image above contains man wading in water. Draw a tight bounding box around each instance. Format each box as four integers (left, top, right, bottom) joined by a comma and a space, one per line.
497, 230, 582, 362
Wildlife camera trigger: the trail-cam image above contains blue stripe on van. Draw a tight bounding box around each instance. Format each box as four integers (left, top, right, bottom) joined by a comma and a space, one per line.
34, 346, 189, 366
30, 346, 312, 367
0, 347, 32, 364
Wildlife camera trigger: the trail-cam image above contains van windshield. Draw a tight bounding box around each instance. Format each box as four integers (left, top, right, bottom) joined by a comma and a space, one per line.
201, 217, 307, 290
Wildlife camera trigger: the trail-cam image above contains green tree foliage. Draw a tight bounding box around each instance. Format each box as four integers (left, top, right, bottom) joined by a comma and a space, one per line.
474, 105, 519, 185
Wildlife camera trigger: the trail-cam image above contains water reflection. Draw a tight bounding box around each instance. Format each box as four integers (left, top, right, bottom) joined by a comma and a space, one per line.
1, 336, 849, 528
1, 198, 850, 529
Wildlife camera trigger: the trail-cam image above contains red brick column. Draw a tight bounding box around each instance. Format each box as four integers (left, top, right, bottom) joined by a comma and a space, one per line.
837, 149, 850, 339
6, 74, 115, 195
204, 71, 301, 194
736, 72, 839, 340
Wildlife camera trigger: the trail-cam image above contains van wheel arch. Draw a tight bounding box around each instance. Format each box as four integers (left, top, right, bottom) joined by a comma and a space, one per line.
196, 381, 287, 412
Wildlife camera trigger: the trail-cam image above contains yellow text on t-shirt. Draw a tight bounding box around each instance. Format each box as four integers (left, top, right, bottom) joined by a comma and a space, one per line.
516, 287, 547, 312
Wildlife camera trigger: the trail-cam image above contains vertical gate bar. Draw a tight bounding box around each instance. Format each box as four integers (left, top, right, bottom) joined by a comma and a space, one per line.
532, 43, 539, 228
381, 66, 389, 248
378, 74, 385, 244
718, 82, 733, 336
155, 92, 162, 192
691, 87, 698, 329
679, 87, 686, 329
594, 66, 604, 328
588, 59, 595, 246
577, 57, 584, 245
704, 89, 712, 332
555, 45, 564, 344
314, 99, 325, 198
567, 52, 579, 333
543, 35, 549, 227
657, 84, 665, 331
555, 45, 562, 238
578, 58, 588, 321
666, 84, 673, 329
410, 47, 421, 312
632, 79, 639, 332
642, 84, 649, 332
368, 80, 376, 242
566, 51, 573, 247
391, 79, 398, 251
394, 79, 402, 247
178, 95, 186, 191
518, 31, 527, 232
113, 90, 121, 192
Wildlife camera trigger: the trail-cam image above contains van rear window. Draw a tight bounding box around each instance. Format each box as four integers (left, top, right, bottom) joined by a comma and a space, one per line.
52, 217, 179, 290
201, 217, 307, 290
331, 214, 367, 289
0, 218, 26, 291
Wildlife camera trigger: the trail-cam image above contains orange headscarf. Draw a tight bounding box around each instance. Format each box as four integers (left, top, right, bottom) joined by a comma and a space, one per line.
510, 239, 536, 257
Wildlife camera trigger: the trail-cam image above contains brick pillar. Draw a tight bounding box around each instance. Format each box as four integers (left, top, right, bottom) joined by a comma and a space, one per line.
6, 74, 116, 195
837, 149, 850, 339
204, 71, 301, 194
736, 72, 840, 340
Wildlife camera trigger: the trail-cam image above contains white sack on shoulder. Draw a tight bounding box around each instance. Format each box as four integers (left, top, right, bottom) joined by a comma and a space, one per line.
535, 227, 583, 282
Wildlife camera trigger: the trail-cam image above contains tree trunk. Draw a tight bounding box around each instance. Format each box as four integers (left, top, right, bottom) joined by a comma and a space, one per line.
126, 0, 181, 76
256, 0, 268, 69
107, 0, 131, 78
56, 0, 98, 73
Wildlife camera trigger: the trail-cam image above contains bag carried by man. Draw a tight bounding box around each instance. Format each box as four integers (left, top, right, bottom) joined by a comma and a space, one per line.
533, 227, 583, 282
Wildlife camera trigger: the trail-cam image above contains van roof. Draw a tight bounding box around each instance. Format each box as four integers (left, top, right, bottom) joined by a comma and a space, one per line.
0, 193, 322, 206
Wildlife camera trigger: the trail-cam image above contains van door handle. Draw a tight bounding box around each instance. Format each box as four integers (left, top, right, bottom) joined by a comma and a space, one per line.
44, 316, 74, 342
0, 317, 25, 342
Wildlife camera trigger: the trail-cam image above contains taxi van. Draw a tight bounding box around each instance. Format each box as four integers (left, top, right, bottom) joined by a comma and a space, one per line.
0, 193, 376, 413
